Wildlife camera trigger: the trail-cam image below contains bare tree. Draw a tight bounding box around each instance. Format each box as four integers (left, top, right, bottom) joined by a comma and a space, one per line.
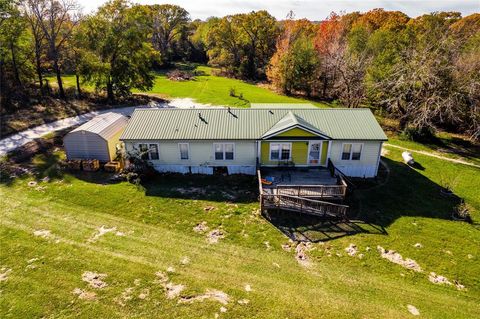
29, 0, 80, 99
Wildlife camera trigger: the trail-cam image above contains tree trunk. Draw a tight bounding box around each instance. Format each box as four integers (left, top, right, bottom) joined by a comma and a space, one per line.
53, 54, 65, 99
0, 56, 5, 112
10, 42, 22, 87
34, 47, 43, 94
75, 73, 81, 97
106, 76, 114, 103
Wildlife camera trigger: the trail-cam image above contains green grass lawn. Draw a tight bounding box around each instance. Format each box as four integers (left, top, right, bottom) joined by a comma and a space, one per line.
46, 65, 329, 108
1, 136, 479, 318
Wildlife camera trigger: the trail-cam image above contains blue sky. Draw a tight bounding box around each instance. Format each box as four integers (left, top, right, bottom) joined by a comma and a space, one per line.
80, 0, 479, 19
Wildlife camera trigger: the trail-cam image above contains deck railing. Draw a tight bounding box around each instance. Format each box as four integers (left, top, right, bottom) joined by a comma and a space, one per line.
274, 183, 346, 199
261, 194, 348, 219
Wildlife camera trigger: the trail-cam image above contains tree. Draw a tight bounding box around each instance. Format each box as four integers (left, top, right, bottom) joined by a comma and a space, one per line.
0, 1, 34, 110
30, 0, 80, 99
146, 4, 189, 65
22, 0, 47, 94
365, 13, 461, 133
76, 0, 157, 101
207, 11, 278, 79
267, 19, 318, 95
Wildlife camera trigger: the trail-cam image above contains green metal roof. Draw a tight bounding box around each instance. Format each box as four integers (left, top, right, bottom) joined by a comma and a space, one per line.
250, 103, 317, 109
121, 108, 388, 141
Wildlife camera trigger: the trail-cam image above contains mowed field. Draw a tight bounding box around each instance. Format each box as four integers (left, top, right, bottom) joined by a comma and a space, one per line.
4, 67, 480, 318
0, 136, 479, 318
46, 65, 329, 107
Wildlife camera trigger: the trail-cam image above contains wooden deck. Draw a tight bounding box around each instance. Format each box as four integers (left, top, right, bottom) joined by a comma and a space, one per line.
258, 169, 349, 219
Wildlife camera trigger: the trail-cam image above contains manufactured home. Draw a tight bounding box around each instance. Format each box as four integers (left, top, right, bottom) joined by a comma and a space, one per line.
120, 106, 387, 178
64, 112, 128, 162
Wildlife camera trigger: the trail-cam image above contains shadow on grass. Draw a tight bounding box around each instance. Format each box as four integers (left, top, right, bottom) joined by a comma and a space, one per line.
141, 173, 259, 204
263, 157, 464, 241
263, 210, 387, 242
350, 157, 462, 227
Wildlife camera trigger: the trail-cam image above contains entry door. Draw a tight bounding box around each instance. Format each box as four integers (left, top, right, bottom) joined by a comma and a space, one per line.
308, 142, 322, 165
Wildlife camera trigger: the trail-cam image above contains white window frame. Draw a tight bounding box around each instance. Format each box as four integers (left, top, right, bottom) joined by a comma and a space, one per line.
269, 142, 292, 161
341, 143, 363, 161
213, 142, 235, 161
138, 143, 160, 160
178, 143, 190, 160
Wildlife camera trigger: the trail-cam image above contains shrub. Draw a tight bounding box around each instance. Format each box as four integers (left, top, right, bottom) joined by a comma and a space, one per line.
400, 126, 436, 142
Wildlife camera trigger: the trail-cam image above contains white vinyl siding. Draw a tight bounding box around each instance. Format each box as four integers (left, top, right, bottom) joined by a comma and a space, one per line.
329, 140, 382, 177
126, 140, 255, 165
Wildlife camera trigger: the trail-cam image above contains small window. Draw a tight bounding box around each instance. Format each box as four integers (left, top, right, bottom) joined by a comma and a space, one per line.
225, 143, 234, 160
148, 144, 159, 160
179, 143, 189, 160
270, 144, 280, 160
214, 143, 234, 161
281, 144, 291, 160
214, 143, 224, 160
342, 143, 362, 160
139, 143, 149, 160
351, 144, 362, 160
270, 143, 291, 161
342, 144, 352, 160
138, 143, 158, 160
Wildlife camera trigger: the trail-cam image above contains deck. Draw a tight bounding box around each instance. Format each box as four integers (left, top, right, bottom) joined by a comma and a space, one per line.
258, 167, 349, 219
260, 167, 347, 200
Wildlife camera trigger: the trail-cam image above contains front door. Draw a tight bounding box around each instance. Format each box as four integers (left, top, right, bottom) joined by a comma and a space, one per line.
308, 142, 322, 165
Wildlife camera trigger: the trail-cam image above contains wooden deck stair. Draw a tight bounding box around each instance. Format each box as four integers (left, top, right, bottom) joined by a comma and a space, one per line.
258, 169, 349, 219
261, 194, 348, 218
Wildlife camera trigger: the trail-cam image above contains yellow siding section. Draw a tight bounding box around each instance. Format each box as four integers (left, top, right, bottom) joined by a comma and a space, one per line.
321, 141, 329, 165
107, 129, 125, 161
275, 128, 317, 137
260, 141, 308, 165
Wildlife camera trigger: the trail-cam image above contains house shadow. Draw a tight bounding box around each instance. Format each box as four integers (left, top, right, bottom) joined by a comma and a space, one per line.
262, 157, 465, 242
141, 173, 259, 204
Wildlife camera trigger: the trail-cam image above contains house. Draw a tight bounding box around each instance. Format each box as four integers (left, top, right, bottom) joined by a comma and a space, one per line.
120, 106, 387, 178
64, 112, 128, 162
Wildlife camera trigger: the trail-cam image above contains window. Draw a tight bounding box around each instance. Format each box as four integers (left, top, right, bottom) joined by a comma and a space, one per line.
341, 144, 351, 160
270, 144, 280, 160
225, 143, 234, 160
213, 143, 234, 160
149, 144, 159, 160
138, 143, 159, 160
351, 144, 362, 160
179, 143, 189, 160
214, 143, 224, 160
342, 143, 362, 160
139, 143, 149, 160
270, 143, 291, 161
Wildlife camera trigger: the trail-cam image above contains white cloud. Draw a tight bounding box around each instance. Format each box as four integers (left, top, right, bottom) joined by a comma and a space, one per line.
79, 0, 479, 20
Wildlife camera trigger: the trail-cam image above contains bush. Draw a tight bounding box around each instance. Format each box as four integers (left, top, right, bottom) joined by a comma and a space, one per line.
453, 202, 472, 223
400, 126, 436, 142
122, 150, 157, 184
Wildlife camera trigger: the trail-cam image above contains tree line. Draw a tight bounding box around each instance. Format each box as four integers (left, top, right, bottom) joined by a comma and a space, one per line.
0, 0, 478, 140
